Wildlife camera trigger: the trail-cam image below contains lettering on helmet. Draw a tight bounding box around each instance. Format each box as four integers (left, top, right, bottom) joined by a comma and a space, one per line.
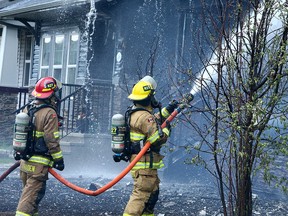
143, 85, 151, 91
43, 80, 56, 91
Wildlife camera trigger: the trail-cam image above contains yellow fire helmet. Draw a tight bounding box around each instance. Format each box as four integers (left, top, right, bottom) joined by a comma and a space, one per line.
128, 80, 153, 101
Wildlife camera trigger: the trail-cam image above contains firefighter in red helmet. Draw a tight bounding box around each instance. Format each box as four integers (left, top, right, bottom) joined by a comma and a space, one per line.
123, 76, 178, 216
15, 76, 64, 216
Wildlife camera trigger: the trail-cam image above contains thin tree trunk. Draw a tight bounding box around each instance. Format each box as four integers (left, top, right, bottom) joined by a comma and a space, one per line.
237, 157, 253, 216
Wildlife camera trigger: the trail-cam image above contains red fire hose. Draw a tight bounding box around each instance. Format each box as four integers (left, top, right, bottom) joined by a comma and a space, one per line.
48, 107, 180, 196
0, 107, 182, 195
0, 161, 20, 183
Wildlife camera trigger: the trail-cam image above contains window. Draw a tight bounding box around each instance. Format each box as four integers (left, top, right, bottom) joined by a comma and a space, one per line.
66, 33, 79, 84
23, 35, 34, 86
53, 34, 64, 81
39, 30, 79, 84
40, 35, 52, 77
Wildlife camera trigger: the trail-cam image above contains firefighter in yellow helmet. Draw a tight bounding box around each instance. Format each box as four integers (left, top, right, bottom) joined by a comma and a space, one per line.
123, 76, 178, 216
15, 76, 64, 216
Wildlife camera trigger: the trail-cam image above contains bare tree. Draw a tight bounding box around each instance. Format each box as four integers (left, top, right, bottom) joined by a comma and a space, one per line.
173, 0, 288, 215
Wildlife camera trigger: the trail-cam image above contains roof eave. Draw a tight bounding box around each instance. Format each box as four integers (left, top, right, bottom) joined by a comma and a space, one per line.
0, 0, 91, 18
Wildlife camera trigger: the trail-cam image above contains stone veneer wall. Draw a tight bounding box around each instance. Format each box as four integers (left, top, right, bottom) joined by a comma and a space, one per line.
0, 87, 28, 145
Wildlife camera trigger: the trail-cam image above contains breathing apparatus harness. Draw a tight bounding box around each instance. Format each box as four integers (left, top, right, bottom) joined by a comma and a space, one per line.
112, 106, 148, 162
112, 99, 163, 163
13, 101, 60, 161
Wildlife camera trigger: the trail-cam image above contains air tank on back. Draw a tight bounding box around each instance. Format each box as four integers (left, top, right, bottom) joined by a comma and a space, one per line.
111, 113, 126, 154
13, 112, 30, 152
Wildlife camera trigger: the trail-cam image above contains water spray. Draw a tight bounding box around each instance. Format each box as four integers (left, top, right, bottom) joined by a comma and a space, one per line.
190, 78, 202, 96
189, 58, 218, 97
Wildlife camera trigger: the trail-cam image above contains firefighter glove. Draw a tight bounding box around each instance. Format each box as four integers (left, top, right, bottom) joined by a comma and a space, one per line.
166, 100, 179, 113
53, 158, 65, 171
162, 127, 171, 137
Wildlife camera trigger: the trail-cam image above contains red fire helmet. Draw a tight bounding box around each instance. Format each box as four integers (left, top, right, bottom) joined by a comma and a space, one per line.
32, 76, 62, 99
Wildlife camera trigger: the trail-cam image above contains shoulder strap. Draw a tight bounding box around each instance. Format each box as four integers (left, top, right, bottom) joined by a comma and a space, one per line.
121, 106, 150, 152
124, 106, 151, 142
28, 103, 57, 117
125, 106, 151, 118
24, 104, 56, 158
124, 106, 151, 127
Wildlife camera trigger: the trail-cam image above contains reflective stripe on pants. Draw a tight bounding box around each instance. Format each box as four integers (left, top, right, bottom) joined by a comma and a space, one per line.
15, 211, 31, 216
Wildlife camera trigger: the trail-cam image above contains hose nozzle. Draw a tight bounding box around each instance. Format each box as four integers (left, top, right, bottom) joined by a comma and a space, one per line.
178, 93, 194, 109
182, 93, 194, 104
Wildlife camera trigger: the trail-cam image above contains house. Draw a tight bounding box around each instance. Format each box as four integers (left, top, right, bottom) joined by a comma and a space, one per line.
0, 0, 210, 137
0, 0, 219, 175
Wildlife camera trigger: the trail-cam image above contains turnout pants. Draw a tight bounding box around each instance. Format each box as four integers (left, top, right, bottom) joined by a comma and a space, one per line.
123, 169, 160, 216
16, 161, 49, 216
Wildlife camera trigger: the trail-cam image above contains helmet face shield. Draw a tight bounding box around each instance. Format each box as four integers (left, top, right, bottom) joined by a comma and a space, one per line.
141, 75, 157, 90
53, 78, 62, 101
54, 78, 62, 91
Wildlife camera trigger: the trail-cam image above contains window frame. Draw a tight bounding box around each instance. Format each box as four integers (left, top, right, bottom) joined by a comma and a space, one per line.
39, 28, 80, 84
22, 35, 34, 87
